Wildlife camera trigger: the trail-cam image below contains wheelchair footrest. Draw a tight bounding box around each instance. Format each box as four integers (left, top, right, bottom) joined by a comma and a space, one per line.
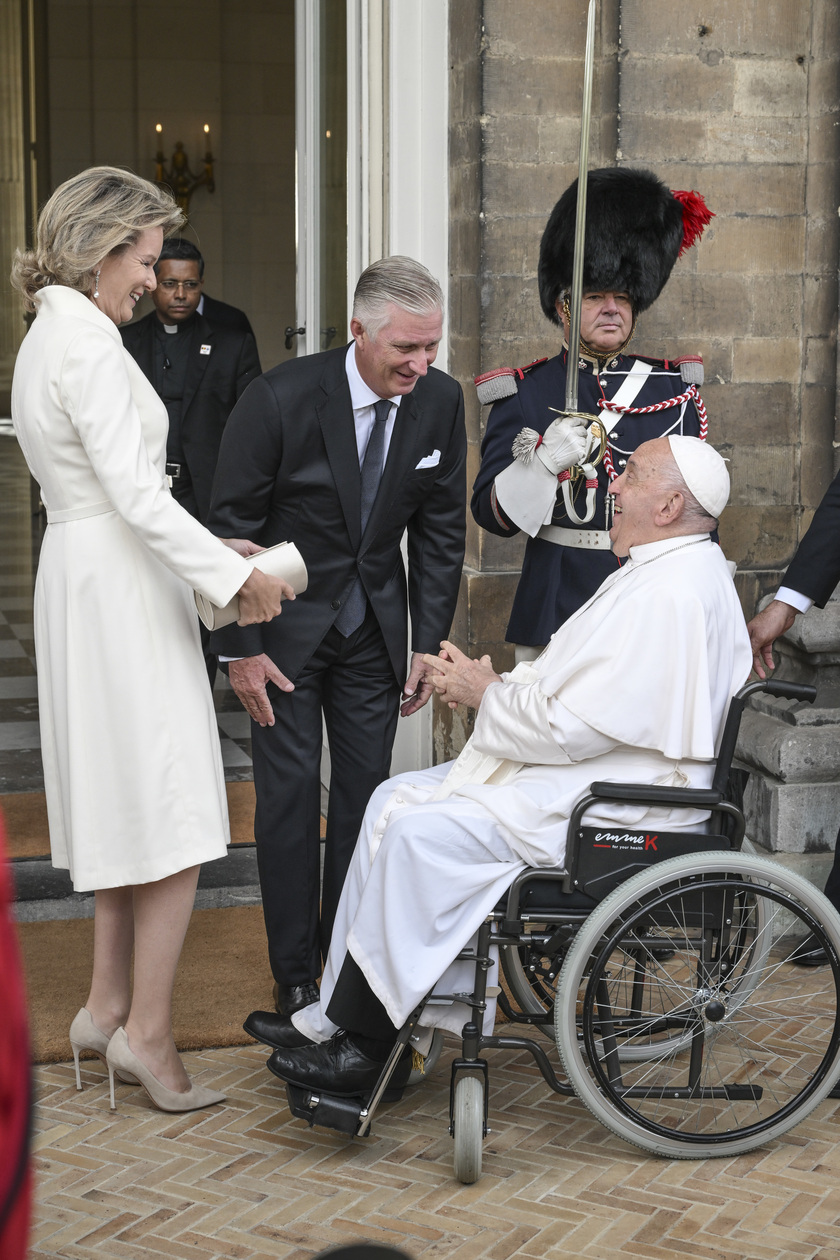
285, 1084, 369, 1136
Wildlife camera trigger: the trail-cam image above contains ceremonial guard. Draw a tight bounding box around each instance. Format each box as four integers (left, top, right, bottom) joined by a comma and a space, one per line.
471, 167, 714, 652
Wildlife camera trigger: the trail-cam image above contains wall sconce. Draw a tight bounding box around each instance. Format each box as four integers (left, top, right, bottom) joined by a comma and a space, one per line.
154, 123, 215, 220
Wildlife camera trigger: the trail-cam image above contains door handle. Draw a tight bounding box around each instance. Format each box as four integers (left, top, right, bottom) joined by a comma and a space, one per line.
284, 325, 305, 350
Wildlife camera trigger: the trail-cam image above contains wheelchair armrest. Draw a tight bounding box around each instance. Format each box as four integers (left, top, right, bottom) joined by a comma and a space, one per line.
588, 781, 724, 808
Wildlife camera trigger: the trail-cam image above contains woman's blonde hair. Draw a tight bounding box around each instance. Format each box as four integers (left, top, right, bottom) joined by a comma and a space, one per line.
10, 166, 184, 312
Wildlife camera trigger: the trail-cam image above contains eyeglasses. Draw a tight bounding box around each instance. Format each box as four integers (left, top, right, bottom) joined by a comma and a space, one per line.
158, 279, 201, 292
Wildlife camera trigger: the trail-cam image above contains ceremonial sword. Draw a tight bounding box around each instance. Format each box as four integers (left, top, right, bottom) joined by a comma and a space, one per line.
557, 0, 608, 525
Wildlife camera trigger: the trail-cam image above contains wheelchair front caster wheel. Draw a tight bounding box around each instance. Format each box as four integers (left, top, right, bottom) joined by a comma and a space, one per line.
452, 1074, 484, 1183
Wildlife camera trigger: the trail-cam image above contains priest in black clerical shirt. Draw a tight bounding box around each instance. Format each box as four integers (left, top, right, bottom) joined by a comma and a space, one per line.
121, 237, 261, 682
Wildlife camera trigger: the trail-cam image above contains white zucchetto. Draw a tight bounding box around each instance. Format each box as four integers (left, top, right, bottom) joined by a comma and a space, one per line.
667, 436, 730, 519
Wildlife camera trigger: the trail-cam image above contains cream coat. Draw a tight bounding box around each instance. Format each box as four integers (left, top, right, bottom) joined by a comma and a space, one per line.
12, 287, 250, 891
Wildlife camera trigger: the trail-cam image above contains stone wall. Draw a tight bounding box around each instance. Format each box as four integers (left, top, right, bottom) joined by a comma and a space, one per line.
449, 0, 839, 665
445, 0, 840, 863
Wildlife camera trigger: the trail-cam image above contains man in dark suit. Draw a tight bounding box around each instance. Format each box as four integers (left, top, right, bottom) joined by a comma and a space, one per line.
207, 256, 467, 1018
121, 237, 261, 683
199, 292, 255, 339
748, 467, 840, 960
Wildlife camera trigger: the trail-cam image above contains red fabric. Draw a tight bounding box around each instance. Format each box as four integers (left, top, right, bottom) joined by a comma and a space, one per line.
671, 189, 714, 256
0, 812, 32, 1260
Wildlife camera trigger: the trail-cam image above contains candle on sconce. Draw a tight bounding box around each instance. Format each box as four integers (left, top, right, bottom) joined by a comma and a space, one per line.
154, 124, 164, 181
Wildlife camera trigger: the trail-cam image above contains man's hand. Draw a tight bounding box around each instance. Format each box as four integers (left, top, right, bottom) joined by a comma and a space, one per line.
236, 567, 296, 625
221, 537, 264, 558
229, 653, 294, 726
400, 651, 435, 717
422, 640, 501, 710
540, 414, 589, 473
746, 600, 798, 680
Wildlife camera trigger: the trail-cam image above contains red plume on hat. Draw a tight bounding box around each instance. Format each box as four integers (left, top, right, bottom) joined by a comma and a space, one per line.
538, 167, 714, 323
672, 187, 714, 256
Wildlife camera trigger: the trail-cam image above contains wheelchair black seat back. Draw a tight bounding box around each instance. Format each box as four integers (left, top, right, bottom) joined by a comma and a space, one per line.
283, 678, 840, 1182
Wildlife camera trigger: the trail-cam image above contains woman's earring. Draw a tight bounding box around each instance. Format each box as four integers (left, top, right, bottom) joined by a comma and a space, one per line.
93, 270, 100, 299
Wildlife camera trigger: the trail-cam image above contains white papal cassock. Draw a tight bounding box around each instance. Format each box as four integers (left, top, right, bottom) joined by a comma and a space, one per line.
296, 534, 752, 1041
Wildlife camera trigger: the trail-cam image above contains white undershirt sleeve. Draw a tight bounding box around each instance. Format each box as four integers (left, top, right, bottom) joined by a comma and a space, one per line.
775, 586, 812, 614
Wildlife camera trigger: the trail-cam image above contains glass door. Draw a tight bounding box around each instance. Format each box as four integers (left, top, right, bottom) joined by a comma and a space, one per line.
294, 0, 348, 358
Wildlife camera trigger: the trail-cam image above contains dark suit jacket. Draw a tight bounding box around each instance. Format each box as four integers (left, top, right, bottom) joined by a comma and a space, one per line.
207, 343, 467, 684
783, 467, 840, 607
121, 311, 261, 521
201, 294, 255, 339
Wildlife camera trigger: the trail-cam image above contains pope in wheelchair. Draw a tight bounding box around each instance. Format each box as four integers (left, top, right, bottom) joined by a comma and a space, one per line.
246, 434, 756, 1092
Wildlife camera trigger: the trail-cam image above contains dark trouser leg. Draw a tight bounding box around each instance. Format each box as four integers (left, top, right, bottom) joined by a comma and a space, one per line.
326, 952, 398, 1042
823, 824, 840, 913
320, 611, 400, 960
251, 664, 326, 987
199, 618, 217, 690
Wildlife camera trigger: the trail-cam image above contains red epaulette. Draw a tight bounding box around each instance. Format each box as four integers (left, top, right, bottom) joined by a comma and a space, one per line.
474, 357, 548, 405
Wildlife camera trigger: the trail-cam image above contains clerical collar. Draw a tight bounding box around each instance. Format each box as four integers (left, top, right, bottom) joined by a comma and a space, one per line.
627, 534, 712, 564
156, 314, 197, 336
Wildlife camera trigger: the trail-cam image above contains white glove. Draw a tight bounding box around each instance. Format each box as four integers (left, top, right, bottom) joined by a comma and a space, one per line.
536, 415, 589, 474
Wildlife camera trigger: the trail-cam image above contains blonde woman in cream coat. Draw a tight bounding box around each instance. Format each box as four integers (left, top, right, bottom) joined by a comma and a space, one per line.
10, 167, 293, 1112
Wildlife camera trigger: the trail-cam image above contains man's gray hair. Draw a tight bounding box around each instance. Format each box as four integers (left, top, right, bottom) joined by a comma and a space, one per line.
352, 255, 444, 340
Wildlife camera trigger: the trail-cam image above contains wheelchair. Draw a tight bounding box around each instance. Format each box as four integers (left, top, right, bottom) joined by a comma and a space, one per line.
286, 679, 840, 1180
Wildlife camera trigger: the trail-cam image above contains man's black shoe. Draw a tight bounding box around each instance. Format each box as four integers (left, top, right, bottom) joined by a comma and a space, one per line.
790, 934, 830, 967
267, 1030, 411, 1100
243, 1010, 314, 1050
273, 981, 320, 1015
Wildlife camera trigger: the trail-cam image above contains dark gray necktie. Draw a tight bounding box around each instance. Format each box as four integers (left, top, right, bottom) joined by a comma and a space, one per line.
334, 398, 391, 637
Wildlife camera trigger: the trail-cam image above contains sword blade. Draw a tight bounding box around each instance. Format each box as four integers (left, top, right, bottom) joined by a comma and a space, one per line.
565, 0, 598, 414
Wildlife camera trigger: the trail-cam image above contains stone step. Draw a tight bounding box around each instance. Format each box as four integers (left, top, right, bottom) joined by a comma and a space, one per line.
11, 845, 262, 922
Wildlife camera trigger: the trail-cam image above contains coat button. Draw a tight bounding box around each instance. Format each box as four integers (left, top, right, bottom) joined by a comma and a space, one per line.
618, 459, 627, 467
330, 598, 341, 610
610, 432, 618, 440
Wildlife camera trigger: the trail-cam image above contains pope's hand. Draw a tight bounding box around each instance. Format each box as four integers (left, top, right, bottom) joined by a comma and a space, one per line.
236, 567, 295, 625
539, 415, 589, 473
422, 640, 501, 710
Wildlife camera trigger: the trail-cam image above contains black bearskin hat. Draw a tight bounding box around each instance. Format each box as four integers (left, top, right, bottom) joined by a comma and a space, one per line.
538, 167, 711, 323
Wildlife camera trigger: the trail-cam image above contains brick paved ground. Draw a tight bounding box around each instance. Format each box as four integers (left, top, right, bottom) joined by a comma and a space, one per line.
30, 1039, 840, 1260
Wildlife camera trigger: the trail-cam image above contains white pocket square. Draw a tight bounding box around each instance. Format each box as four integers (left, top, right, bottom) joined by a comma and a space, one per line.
415, 450, 441, 469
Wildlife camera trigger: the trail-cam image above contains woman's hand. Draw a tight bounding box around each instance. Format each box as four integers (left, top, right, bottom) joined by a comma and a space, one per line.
236, 568, 295, 625
221, 537, 264, 558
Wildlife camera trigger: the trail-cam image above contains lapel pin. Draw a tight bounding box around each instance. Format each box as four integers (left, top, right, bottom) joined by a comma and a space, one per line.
200, 344, 212, 355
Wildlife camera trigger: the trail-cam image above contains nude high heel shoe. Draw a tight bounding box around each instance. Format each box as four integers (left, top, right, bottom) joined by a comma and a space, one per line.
105, 1027, 226, 1113
69, 1008, 139, 1089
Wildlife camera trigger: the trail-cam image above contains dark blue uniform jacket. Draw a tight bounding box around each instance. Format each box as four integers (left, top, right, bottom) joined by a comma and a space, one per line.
471, 348, 705, 646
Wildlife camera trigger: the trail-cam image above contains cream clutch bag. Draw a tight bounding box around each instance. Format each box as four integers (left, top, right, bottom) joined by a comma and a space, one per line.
195, 541, 308, 630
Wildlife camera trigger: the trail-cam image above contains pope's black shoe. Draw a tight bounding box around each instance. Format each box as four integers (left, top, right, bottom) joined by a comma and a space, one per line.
243, 1009, 314, 1050
266, 1030, 411, 1100
790, 934, 830, 967
273, 981, 320, 1016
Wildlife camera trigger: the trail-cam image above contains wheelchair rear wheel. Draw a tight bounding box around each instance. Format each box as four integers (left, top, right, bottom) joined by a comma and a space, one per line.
501, 839, 765, 1062
555, 852, 840, 1157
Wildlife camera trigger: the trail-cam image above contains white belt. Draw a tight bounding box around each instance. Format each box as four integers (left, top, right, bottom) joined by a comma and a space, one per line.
537, 524, 612, 551
46, 500, 114, 523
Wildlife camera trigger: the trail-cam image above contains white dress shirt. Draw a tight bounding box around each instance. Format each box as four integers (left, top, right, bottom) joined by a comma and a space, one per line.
344, 341, 401, 467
